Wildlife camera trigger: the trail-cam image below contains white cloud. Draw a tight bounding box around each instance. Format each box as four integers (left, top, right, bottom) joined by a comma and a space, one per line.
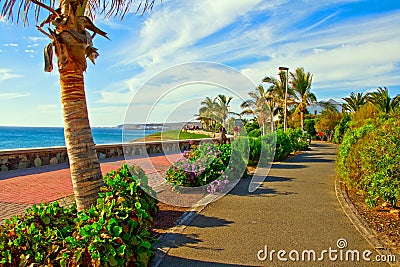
0, 69, 22, 81
24, 49, 35, 53
0, 93, 30, 99
120, 0, 263, 67
37, 104, 59, 113
3, 43, 18, 47
26, 36, 48, 42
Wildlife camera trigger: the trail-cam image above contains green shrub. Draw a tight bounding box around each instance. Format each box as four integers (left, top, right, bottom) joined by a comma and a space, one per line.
357, 119, 400, 207
248, 137, 261, 166
286, 128, 309, 151
248, 128, 261, 138
274, 130, 293, 161
166, 141, 248, 191
337, 117, 400, 207
333, 113, 351, 144
336, 123, 376, 189
304, 119, 317, 138
166, 143, 229, 188
0, 164, 158, 267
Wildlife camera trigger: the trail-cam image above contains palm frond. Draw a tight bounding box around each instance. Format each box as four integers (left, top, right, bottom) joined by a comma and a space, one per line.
0, 0, 157, 24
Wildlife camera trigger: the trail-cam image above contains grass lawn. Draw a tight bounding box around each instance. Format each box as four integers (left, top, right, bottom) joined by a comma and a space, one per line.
133, 130, 211, 142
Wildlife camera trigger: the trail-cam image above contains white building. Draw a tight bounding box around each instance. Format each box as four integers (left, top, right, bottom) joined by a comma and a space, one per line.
307, 99, 342, 115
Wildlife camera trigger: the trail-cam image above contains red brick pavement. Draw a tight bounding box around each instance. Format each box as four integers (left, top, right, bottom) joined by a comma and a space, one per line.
0, 153, 182, 204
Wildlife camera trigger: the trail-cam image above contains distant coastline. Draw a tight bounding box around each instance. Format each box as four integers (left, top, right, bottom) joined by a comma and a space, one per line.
0, 126, 159, 150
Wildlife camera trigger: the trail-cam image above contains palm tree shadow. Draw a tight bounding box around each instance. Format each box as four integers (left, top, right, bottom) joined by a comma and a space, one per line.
155, 232, 202, 250
181, 214, 234, 228
228, 176, 296, 197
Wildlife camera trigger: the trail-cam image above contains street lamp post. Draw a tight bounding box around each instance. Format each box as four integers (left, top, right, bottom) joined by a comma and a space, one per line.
279, 66, 289, 132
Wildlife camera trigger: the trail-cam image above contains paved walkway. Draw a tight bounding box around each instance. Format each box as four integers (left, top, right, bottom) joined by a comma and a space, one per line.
0, 153, 181, 222
158, 142, 389, 266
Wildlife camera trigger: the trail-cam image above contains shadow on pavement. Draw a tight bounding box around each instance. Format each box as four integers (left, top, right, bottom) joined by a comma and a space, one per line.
270, 163, 307, 169
264, 176, 293, 182
181, 214, 234, 228
286, 157, 335, 163
228, 177, 297, 197
159, 255, 260, 267
309, 142, 334, 148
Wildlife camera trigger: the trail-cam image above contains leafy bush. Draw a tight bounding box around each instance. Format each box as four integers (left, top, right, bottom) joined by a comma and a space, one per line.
333, 113, 351, 144
248, 137, 261, 166
304, 119, 317, 138
248, 128, 261, 138
0, 164, 158, 267
286, 128, 309, 151
337, 117, 400, 207
336, 123, 376, 189
247, 129, 309, 165
166, 143, 228, 188
166, 141, 248, 190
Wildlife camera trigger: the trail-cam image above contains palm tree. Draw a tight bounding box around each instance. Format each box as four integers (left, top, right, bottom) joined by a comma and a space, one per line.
342, 92, 366, 112
196, 96, 218, 129
241, 85, 280, 134
1, 0, 156, 211
290, 67, 317, 131
262, 70, 296, 127
214, 94, 233, 127
367, 87, 400, 114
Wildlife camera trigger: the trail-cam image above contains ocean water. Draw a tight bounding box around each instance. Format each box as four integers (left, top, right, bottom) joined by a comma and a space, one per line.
0, 126, 158, 150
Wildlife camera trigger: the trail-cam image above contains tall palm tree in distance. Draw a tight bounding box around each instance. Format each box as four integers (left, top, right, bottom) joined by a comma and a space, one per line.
1, 0, 156, 211
367, 87, 400, 114
290, 67, 316, 131
196, 96, 218, 129
262, 70, 296, 127
342, 92, 366, 112
241, 85, 279, 134
214, 94, 233, 127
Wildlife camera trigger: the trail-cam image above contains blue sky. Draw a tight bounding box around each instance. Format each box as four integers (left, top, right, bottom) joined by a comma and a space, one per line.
0, 0, 399, 127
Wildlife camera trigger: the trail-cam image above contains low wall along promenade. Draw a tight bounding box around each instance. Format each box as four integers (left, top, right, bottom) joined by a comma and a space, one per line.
0, 139, 220, 172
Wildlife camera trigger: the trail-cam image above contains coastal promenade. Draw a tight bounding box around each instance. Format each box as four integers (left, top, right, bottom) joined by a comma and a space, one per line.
0, 153, 181, 223
0, 142, 395, 266
155, 142, 392, 266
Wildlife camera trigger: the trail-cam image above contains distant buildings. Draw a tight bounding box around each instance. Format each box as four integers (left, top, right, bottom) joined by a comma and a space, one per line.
307, 99, 343, 115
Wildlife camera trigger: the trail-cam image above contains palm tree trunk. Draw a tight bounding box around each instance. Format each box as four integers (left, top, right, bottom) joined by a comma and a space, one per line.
300, 110, 305, 131
270, 114, 274, 132
60, 69, 103, 211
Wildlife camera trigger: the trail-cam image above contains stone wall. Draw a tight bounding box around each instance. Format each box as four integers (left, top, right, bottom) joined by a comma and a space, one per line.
0, 138, 220, 172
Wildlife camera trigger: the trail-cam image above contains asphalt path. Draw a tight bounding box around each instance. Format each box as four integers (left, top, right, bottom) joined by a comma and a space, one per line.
158, 142, 389, 266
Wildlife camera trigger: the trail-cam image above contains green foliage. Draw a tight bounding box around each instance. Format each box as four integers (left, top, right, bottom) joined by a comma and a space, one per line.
248, 137, 261, 166
315, 109, 342, 142
244, 120, 260, 134
166, 143, 228, 188
248, 128, 261, 138
0, 164, 158, 267
275, 130, 293, 161
304, 119, 317, 137
336, 123, 376, 189
165, 141, 248, 191
247, 128, 309, 165
286, 128, 309, 151
333, 113, 351, 144
337, 117, 400, 207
